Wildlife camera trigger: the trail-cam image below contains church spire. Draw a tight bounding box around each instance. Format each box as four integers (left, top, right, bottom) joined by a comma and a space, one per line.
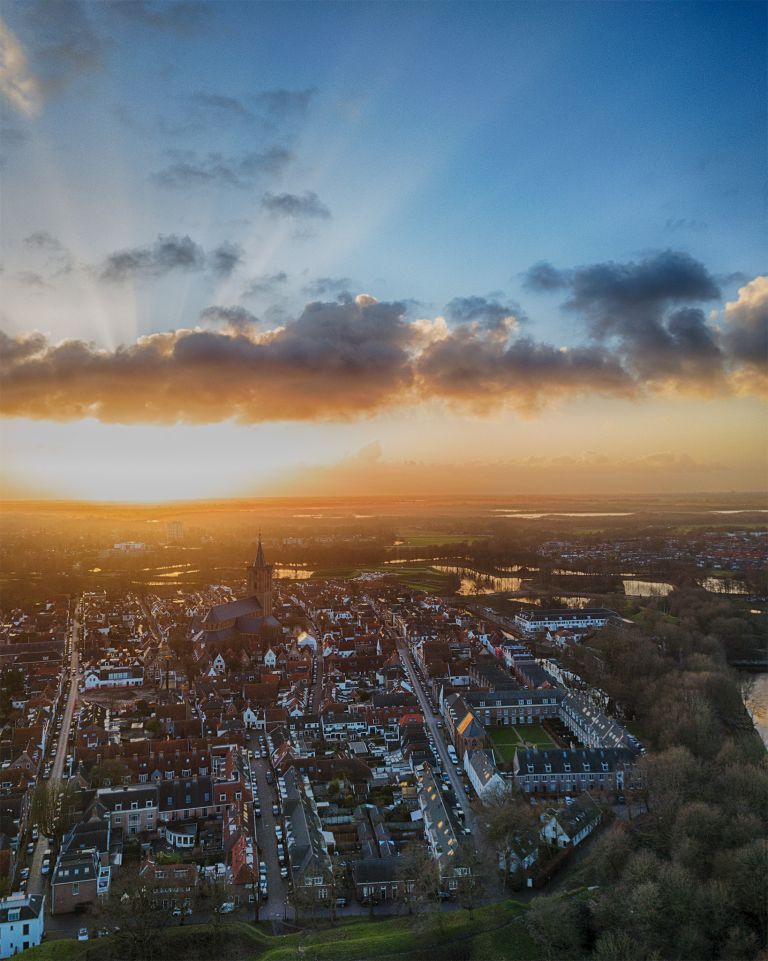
255, 530, 266, 568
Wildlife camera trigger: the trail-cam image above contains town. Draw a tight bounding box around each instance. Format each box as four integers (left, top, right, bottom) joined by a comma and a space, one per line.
0, 508, 765, 961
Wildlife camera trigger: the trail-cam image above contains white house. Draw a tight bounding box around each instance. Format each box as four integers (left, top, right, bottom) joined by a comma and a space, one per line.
464, 749, 506, 799
263, 648, 277, 668
82, 665, 144, 690
540, 795, 602, 848
0, 894, 45, 958
515, 608, 616, 635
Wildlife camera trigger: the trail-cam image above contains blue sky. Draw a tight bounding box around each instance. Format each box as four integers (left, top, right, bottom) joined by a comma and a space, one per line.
0, 1, 766, 499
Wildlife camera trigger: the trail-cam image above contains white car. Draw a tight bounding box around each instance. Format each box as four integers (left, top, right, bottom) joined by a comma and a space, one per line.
78, 928, 89, 941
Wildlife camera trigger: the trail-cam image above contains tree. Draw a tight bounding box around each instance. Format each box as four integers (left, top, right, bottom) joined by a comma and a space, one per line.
206, 873, 236, 928
398, 844, 440, 919
29, 779, 78, 841
97, 871, 167, 961
526, 894, 584, 961
452, 839, 487, 919
89, 758, 130, 788
484, 787, 541, 886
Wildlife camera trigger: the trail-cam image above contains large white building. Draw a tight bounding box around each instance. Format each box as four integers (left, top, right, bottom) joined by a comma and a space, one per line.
514, 608, 616, 635
82, 664, 144, 690
0, 894, 45, 958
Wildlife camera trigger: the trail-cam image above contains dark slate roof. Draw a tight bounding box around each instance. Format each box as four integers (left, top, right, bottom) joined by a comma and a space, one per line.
352, 857, 401, 883
158, 776, 214, 813
514, 746, 636, 775
203, 597, 263, 625
0, 894, 44, 923
96, 785, 159, 811
52, 848, 99, 884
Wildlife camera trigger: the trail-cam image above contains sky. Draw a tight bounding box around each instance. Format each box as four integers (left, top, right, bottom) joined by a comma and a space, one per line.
0, 0, 766, 501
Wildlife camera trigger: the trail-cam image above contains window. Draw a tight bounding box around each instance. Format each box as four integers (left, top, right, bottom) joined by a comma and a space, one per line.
131, 802, 138, 810
9, 909, 20, 922
146, 800, 153, 808
23, 924, 30, 935
115, 803, 122, 812
73, 882, 80, 895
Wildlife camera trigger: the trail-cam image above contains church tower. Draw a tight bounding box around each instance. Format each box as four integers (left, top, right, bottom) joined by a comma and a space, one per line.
247, 533, 273, 617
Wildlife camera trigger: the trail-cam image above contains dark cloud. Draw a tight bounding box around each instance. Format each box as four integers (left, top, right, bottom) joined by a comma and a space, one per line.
243, 273, 289, 298
522, 261, 570, 292
209, 242, 243, 277
200, 305, 259, 331
3, 267, 764, 425
537, 250, 726, 385
18, 0, 103, 98
24, 231, 64, 252
302, 277, 353, 300
0, 296, 414, 423
416, 331, 634, 413
99, 234, 205, 282
261, 191, 331, 220
110, 1, 209, 36
153, 147, 292, 189
444, 295, 524, 332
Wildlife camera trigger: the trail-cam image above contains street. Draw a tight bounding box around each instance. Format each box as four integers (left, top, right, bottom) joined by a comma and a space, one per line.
27, 607, 80, 898
397, 642, 476, 834
241, 737, 288, 920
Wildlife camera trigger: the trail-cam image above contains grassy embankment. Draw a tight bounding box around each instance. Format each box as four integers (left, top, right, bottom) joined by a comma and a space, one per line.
24, 900, 538, 961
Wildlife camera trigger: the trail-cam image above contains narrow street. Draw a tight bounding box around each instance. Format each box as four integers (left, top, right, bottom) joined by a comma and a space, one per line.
28, 605, 81, 898
397, 641, 476, 833
242, 738, 288, 920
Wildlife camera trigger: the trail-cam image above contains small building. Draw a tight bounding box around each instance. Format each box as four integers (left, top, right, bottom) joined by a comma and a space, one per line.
464, 749, 506, 799
540, 794, 602, 848
0, 894, 45, 958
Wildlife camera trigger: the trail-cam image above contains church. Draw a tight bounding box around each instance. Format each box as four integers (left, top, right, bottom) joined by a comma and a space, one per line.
199, 536, 281, 647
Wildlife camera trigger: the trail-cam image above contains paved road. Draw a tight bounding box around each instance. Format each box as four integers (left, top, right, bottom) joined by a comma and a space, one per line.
28, 607, 80, 898
308, 652, 323, 713
242, 738, 289, 920
397, 641, 476, 833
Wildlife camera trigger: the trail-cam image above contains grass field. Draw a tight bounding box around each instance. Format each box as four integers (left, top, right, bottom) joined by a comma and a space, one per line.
396, 532, 487, 546
24, 902, 539, 961
311, 564, 452, 594
488, 725, 557, 763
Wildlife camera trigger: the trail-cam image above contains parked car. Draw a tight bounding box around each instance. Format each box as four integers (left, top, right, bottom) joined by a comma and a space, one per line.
280, 866, 289, 879
272, 803, 280, 816
254, 805, 261, 817
78, 928, 89, 941
216, 902, 236, 914
26, 842, 34, 856
20, 868, 29, 881
41, 858, 51, 875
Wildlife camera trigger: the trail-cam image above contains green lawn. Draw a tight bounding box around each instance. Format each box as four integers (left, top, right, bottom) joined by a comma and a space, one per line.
488, 725, 557, 763
396, 532, 487, 547
24, 903, 539, 961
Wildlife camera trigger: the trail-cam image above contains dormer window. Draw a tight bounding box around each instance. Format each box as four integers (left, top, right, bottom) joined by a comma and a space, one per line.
544, 764, 552, 773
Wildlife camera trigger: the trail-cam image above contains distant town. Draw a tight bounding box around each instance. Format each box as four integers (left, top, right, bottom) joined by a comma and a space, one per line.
1, 501, 765, 958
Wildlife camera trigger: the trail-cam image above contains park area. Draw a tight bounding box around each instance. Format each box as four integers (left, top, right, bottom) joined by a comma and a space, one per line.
488, 724, 558, 763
